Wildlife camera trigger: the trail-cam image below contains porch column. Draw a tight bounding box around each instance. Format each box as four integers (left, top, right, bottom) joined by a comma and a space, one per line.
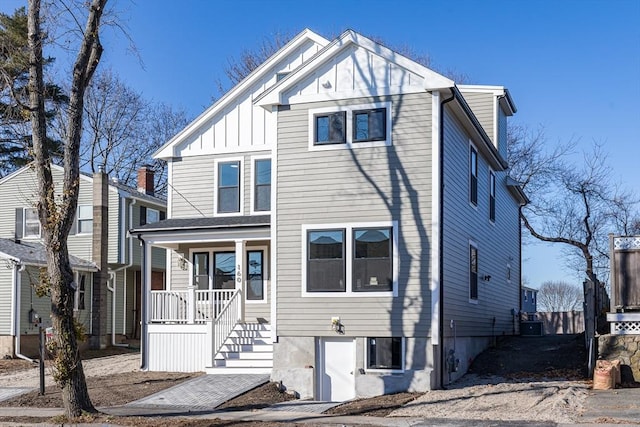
235, 239, 245, 321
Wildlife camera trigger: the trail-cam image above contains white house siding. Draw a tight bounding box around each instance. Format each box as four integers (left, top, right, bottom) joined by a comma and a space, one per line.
276, 93, 433, 337
174, 39, 322, 159
441, 109, 520, 340
459, 92, 495, 145
0, 268, 12, 335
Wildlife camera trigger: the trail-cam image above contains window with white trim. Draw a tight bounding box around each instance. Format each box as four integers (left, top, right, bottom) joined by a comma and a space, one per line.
366, 337, 404, 371
304, 222, 396, 295
254, 159, 271, 212
489, 170, 496, 222
23, 208, 40, 238
217, 160, 241, 213
470, 243, 478, 300
470, 145, 478, 206
75, 274, 87, 310
309, 102, 391, 150
77, 205, 93, 234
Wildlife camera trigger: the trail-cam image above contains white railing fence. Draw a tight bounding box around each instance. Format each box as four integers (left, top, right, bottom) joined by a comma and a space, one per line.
209, 289, 242, 363
150, 288, 237, 324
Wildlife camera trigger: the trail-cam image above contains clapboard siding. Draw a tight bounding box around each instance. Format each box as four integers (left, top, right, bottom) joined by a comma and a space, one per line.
170, 151, 270, 219
441, 109, 520, 339
0, 268, 12, 335
460, 92, 495, 144
276, 93, 434, 337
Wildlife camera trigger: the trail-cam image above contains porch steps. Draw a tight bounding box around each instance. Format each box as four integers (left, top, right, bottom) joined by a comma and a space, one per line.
206, 322, 273, 375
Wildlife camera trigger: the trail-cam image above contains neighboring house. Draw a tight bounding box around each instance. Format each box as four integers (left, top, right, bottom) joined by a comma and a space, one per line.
0, 164, 166, 358
522, 286, 538, 314
132, 29, 527, 400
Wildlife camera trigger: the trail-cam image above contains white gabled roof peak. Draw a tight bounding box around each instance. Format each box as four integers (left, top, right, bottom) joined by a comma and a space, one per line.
154, 28, 330, 160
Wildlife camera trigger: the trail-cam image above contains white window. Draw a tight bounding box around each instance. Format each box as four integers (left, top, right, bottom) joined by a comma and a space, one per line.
366, 337, 404, 372
23, 208, 40, 238
302, 221, 397, 297
75, 273, 87, 311
308, 102, 392, 150
215, 158, 243, 215
77, 205, 93, 234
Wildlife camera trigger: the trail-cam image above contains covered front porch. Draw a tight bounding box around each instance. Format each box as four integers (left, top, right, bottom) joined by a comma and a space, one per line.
131, 215, 272, 373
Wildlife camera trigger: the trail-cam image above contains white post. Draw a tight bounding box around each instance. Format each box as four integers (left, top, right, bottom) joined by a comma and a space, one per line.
187, 285, 196, 324
235, 239, 245, 322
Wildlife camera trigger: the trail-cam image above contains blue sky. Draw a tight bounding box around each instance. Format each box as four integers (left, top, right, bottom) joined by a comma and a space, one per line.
3, 0, 639, 288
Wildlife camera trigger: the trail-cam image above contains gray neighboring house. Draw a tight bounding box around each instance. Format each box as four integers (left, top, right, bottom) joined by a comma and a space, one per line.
522, 286, 538, 314
132, 28, 527, 401
0, 164, 166, 358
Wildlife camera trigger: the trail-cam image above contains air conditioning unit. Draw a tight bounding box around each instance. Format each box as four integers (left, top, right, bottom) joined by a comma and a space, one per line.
520, 320, 543, 336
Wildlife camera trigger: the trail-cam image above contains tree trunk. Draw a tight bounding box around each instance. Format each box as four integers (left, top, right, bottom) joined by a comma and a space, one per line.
27, 0, 106, 418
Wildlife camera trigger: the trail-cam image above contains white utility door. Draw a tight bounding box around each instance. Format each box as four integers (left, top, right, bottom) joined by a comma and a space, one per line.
319, 338, 355, 401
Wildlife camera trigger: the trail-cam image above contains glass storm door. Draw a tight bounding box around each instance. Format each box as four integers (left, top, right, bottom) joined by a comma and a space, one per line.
246, 250, 264, 301
213, 252, 236, 290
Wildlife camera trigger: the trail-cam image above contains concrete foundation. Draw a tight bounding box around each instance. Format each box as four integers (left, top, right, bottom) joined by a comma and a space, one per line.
598, 334, 640, 382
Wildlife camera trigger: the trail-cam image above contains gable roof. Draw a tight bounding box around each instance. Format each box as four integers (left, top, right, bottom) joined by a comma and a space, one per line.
0, 238, 97, 271
153, 29, 329, 160
255, 29, 455, 108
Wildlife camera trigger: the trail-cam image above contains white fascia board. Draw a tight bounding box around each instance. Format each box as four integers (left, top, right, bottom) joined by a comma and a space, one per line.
139, 228, 270, 248
256, 29, 454, 108
458, 84, 517, 115
0, 251, 20, 263
154, 29, 329, 160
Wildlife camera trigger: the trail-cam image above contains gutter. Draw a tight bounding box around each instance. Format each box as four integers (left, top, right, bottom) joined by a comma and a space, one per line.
439, 89, 456, 389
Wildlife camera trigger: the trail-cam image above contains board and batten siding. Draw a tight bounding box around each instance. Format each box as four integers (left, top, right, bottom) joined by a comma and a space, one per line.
441, 109, 520, 339
276, 93, 434, 337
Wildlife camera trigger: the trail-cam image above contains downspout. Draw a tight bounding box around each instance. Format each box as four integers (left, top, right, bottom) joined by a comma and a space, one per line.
106, 199, 136, 347
13, 263, 34, 362
439, 89, 456, 389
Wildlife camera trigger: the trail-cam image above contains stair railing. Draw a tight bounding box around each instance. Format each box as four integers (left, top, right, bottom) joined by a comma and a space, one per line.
208, 288, 242, 364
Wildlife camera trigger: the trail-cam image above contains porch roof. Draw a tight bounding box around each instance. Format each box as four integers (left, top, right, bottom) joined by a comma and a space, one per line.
0, 238, 97, 271
130, 215, 270, 234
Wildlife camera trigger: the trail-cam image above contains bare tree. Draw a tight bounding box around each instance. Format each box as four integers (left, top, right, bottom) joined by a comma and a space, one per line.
508, 125, 639, 284
537, 281, 583, 312
27, 0, 106, 417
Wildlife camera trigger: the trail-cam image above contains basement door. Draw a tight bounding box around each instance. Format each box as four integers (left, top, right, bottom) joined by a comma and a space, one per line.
318, 338, 355, 401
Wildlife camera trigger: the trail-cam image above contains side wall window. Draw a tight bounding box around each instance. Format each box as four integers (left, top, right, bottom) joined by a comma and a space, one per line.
314, 111, 346, 145
23, 207, 41, 238
217, 160, 241, 214
307, 229, 345, 292
489, 170, 496, 222
254, 159, 271, 212
470, 145, 478, 206
470, 243, 478, 300
77, 205, 93, 234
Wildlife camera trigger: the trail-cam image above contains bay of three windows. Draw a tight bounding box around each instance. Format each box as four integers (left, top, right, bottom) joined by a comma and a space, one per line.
217, 158, 271, 214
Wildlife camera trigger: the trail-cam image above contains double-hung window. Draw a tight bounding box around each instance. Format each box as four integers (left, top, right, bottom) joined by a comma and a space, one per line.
304, 222, 396, 296
470, 145, 478, 206
489, 170, 496, 222
75, 274, 87, 310
217, 160, 241, 213
23, 208, 40, 238
254, 159, 271, 212
77, 205, 93, 234
470, 243, 478, 300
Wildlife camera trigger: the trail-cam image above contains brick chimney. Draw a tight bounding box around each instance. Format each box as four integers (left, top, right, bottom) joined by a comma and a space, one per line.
137, 165, 155, 196
91, 167, 109, 349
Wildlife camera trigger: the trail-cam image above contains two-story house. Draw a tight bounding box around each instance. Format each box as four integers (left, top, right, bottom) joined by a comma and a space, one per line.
0, 164, 166, 358
132, 29, 526, 400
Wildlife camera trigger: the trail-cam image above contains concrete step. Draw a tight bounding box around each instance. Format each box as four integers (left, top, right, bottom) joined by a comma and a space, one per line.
221, 358, 273, 368
219, 343, 273, 353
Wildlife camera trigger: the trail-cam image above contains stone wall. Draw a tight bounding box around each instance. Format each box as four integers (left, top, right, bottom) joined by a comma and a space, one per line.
597, 334, 640, 383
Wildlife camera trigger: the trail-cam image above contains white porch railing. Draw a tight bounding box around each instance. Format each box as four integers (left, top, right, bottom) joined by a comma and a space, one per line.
209, 289, 243, 362
150, 288, 238, 324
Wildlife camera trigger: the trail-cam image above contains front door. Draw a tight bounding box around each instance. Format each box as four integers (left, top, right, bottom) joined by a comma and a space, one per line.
318, 338, 355, 401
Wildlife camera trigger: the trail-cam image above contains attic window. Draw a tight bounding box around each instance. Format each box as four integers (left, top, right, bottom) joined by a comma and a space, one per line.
276, 72, 290, 82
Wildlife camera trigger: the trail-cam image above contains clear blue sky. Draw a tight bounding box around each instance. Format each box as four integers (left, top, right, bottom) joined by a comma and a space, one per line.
3, 0, 639, 289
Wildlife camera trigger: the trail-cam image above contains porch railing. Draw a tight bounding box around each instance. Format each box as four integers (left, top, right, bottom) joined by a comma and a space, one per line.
150, 288, 237, 324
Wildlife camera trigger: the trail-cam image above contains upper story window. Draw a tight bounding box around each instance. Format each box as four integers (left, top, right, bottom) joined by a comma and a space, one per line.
217, 160, 241, 214
303, 222, 397, 297
353, 108, 386, 142
489, 170, 496, 222
470, 144, 478, 206
146, 208, 160, 224
524, 291, 528, 302
309, 102, 391, 150
314, 111, 346, 145
77, 205, 93, 234
23, 207, 41, 238
254, 158, 271, 212
139, 206, 164, 226
469, 242, 478, 301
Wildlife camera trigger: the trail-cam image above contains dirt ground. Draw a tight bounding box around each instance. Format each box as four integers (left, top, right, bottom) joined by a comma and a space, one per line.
0, 334, 597, 425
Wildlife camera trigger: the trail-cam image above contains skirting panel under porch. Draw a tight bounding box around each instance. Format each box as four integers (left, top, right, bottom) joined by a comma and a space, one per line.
146, 323, 211, 372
